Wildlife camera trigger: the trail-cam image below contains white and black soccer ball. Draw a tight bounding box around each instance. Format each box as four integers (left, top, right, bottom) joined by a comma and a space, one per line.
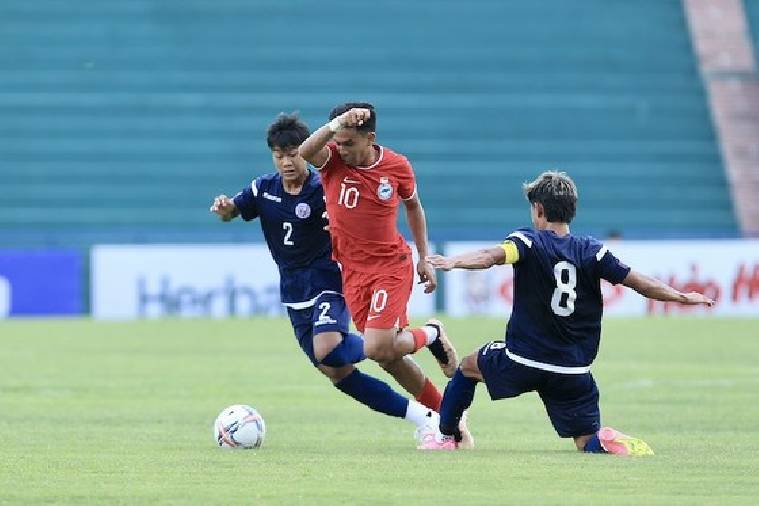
213, 404, 266, 449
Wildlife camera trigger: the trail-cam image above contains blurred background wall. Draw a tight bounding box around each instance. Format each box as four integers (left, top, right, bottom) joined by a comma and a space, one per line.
1, 0, 758, 318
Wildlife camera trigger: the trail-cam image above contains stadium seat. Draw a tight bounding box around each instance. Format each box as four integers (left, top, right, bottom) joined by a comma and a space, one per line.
0, 0, 738, 246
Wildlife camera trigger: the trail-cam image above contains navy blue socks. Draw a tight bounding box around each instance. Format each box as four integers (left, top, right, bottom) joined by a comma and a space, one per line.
439, 369, 478, 439
335, 369, 408, 418
583, 433, 607, 453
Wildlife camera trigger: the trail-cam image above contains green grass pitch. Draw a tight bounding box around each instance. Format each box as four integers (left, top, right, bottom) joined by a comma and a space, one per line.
1, 317, 758, 505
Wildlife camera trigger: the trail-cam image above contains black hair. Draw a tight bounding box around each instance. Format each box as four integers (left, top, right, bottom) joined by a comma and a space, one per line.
523, 171, 578, 223
329, 102, 376, 133
266, 113, 310, 149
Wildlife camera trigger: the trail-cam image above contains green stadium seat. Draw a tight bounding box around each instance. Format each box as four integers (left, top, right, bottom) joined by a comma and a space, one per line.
0, 0, 738, 246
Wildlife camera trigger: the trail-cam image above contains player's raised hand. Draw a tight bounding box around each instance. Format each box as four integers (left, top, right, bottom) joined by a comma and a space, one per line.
417, 260, 437, 294
210, 194, 236, 222
337, 108, 372, 128
681, 292, 715, 307
425, 254, 456, 271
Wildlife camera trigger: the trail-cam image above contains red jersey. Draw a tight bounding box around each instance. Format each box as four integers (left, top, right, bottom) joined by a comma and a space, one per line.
319, 143, 416, 273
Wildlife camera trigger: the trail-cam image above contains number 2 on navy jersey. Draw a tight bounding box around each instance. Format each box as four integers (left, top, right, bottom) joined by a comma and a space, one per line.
551, 261, 577, 317
283, 222, 294, 246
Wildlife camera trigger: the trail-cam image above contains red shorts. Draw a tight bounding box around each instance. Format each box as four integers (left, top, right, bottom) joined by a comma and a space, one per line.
342, 260, 414, 333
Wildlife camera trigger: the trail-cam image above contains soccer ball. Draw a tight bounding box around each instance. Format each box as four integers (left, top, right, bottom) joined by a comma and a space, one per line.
213, 404, 266, 449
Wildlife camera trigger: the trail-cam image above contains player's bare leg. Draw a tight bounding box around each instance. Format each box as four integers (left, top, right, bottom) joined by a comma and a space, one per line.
379, 355, 426, 397
317, 363, 355, 384
364, 326, 448, 411
363, 323, 458, 377
312, 331, 438, 433
313, 331, 344, 367
363, 326, 414, 363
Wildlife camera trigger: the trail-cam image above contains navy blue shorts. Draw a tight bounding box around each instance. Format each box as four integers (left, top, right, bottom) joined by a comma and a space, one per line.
286, 292, 351, 367
477, 340, 600, 438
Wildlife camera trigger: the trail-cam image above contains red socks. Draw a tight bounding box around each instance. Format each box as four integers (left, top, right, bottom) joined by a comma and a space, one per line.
416, 378, 443, 412
410, 328, 428, 352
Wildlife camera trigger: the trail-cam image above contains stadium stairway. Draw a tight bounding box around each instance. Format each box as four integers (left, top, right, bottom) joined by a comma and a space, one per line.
0, 0, 738, 247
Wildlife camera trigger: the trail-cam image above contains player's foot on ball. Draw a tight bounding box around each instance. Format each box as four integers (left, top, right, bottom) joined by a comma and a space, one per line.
416, 426, 457, 451
424, 319, 458, 378
457, 411, 475, 450
598, 427, 654, 456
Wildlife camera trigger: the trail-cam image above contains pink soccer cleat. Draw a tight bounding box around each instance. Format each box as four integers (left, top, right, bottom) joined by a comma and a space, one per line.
416, 432, 458, 450
416, 424, 458, 451
598, 427, 654, 456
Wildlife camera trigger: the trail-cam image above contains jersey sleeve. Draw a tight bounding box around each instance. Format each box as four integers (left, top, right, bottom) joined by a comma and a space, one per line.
397, 157, 417, 200
503, 228, 536, 263
595, 244, 631, 285
232, 179, 260, 221
318, 143, 339, 172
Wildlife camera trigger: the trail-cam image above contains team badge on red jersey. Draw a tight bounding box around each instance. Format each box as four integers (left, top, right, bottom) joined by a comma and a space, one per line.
377, 177, 393, 201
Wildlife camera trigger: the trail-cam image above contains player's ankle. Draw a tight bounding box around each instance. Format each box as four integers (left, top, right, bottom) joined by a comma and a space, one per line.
422, 324, 440, 345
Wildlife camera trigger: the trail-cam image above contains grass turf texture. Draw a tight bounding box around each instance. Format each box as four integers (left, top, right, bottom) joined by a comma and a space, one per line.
1, 317, 758, 505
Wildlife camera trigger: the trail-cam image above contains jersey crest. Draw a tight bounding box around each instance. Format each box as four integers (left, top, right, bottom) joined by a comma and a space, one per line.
295, 202, 311, 219
377, 177, 393, 201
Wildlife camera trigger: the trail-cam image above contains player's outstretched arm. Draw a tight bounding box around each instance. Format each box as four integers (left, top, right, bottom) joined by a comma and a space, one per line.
298, 108, 372, 168
622, 270, 715, 306
209, 194, 240, 222
426, 247, 506, 271
403, 195, 436, 293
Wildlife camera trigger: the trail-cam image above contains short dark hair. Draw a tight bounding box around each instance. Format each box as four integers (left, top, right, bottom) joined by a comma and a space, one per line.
523, 171, 578, 223
329, 102, 376, 133
266, 113, 310, 149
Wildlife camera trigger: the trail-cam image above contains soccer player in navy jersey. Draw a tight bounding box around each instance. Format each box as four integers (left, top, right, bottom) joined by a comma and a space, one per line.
419, 171, 714, 453
210, 113, 437, 435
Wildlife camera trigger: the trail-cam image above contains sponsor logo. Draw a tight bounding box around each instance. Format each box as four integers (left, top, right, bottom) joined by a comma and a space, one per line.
263, 192, 282, 203
343, 177, 360, 184
136, 276, 282, 318
295, 203, 311, 219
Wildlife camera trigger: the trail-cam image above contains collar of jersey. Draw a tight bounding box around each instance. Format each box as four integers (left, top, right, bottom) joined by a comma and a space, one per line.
351, 145, 384, 170
276, 168, 315, 196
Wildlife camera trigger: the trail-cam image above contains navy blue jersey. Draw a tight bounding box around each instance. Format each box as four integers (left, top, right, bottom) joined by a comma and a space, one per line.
504, 227, 630, 369
233, 170, 342, 307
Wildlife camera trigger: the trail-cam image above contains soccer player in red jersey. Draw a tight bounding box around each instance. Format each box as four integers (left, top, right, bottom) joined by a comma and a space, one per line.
298, 103, 458, 415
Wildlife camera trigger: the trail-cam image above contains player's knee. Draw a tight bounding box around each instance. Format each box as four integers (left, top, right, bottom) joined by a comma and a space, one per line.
363, 339, 395, 363
313, 331, 342, 363
318, 364, 354, 384
459, 353, 483, 381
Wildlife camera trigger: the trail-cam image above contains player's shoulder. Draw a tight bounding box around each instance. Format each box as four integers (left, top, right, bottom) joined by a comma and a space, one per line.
306, 168, 323, 187
253, 172, 281, 192
567, 233, 608, 263
505, 227, 538, 249
303, 169, 326, 197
